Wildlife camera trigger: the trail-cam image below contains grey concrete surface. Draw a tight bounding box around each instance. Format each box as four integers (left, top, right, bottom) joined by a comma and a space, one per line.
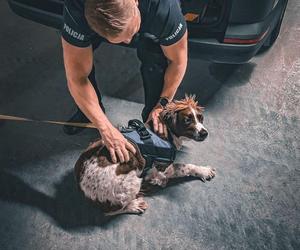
0, 0, 299, 249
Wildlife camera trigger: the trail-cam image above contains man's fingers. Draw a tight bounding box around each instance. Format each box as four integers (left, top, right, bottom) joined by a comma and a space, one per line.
116, 148, 125, 163
126, 141, 136, 155
163, 124, 168, 139
153, 116, 158, 132
158, 122, 164, 135
121, 147, 130, 162
109, 148, 117, 163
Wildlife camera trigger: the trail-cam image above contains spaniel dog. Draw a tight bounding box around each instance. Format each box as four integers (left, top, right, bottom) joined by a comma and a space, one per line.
74, 95, 216, 215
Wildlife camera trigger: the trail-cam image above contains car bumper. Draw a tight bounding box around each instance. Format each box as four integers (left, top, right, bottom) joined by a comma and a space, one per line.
188, 37, 267, 63
188, 0, 287, 64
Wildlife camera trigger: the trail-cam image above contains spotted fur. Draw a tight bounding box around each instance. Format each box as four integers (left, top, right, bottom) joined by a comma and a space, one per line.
74, 95, 216, 215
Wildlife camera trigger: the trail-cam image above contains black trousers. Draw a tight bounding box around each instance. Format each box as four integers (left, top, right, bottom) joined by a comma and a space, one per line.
89, 36, 168, 122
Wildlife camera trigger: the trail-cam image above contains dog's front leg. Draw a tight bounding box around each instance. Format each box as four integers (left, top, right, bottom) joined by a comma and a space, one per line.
163, 163, 216, 182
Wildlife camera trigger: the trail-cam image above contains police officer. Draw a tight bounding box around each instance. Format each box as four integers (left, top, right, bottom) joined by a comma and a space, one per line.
62, 0, 188, 163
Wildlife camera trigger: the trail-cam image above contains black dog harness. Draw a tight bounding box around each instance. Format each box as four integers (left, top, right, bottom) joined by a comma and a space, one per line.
120, 119, 176, 177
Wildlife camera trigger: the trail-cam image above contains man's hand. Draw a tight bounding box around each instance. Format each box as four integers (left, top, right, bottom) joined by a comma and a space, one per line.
146, 105, 168, 139
100, 123, 136, 163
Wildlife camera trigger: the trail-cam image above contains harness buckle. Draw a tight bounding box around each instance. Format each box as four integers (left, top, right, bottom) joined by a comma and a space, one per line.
128, 119, 151, 140
137, 127, 151, 140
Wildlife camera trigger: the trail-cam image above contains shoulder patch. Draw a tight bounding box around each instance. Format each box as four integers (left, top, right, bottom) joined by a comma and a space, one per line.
63, 23, 85, 41
165, 23, 183, 41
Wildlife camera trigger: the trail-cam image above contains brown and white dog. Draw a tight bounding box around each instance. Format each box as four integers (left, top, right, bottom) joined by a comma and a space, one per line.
74, 95, 216, 216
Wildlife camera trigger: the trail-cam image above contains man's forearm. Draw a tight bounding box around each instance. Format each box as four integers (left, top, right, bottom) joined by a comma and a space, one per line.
67, 78, 110, 131
160, 60, 187, 101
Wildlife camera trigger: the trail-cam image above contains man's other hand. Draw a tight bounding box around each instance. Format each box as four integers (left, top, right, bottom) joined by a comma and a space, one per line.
146, 106, 168, 139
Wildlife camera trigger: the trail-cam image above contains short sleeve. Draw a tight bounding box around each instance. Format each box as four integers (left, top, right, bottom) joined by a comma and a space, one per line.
61, 2, 94, 47
157, 0, 187, 46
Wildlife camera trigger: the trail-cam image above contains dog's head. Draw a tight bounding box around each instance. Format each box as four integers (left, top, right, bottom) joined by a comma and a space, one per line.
160, 95, 208, 142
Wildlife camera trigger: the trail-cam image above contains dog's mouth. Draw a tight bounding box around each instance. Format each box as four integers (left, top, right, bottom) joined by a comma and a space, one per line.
193, 136, 207, 142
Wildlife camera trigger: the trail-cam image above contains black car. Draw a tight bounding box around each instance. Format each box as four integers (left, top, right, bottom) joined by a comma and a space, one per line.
7, 0, 288, 63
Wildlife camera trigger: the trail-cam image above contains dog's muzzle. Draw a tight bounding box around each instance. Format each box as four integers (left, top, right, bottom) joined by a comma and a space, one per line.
193, 129, 208, 141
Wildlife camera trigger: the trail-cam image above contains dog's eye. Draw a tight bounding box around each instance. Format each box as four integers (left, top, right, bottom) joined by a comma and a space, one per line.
183, 117, 192, 124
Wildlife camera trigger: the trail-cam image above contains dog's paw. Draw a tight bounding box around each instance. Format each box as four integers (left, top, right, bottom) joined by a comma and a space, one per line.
104, 197, 148, 216
195, 166, 216, 182
126, 197, 148, 214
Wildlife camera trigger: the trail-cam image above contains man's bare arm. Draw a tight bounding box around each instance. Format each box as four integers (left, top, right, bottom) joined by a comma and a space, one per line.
61, 38, 135, 162
61, 37, 109, 130
160, 30, 188, 100
147, 31, 188, 137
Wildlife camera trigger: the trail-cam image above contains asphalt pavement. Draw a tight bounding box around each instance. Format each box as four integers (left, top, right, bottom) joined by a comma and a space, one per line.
0, 0, 299, 250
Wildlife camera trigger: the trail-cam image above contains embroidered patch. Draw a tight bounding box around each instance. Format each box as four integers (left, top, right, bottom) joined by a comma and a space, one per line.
63, 23, 85, 41
165, 23, 183, 41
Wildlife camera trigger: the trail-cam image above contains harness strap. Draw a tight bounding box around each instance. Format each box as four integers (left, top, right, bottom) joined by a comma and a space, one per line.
125, 119, 177, 178
140, 156, 154, 178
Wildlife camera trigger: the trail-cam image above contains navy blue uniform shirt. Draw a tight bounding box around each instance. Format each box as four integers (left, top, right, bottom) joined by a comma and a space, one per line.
62, 0, 187, 47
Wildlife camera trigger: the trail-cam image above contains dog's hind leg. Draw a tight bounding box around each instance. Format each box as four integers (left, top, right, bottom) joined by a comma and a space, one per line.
104, 197, 148, 216
163, 163, 216, 182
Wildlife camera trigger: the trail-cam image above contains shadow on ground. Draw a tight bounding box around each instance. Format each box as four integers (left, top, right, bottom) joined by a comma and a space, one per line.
0, 170, 112, 231
177, 62, 256, 105
0, 166, 205, 232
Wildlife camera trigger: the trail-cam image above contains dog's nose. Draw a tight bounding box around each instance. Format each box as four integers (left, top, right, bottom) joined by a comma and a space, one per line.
199, 129, 208, 140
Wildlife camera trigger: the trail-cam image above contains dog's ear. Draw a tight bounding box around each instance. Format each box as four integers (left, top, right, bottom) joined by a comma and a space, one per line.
196, 106, 204, 113
160, 109, 177, 129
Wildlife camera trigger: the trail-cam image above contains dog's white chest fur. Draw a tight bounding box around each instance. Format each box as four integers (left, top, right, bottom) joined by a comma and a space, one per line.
79, 156, 142, 206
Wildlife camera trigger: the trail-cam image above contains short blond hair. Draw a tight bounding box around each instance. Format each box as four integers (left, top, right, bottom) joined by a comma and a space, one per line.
85, 0, 136, 38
